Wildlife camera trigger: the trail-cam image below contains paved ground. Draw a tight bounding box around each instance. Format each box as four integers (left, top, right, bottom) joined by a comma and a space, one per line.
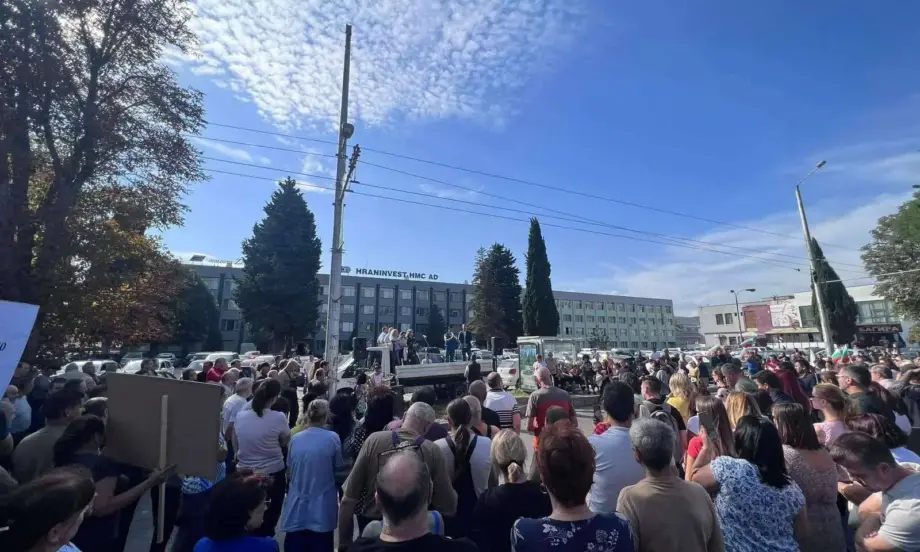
126, 407, 598, 550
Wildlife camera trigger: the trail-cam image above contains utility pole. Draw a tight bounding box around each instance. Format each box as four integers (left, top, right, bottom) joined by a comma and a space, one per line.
324, 24, 354, 392
795, 160, 834, 355
730, 288, 755, 347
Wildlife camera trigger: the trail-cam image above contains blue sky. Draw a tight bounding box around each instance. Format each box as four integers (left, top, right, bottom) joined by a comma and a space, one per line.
162, 1, 920, 314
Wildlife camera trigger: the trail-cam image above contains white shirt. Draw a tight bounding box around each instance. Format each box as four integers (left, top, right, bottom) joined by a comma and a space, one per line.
233, 408, 290, 474
435, 435, 492, 497
532, 361, 547, 372
483, 389, 519, 430
222, 394, 248, 435
370, 371, 386, 387
377, 332, 387, 345
879, 471, 920, 550
588, 426, 645, 514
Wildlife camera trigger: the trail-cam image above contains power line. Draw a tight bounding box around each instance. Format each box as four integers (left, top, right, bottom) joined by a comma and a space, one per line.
201, 120, 862, 253
189, 135, 337, 158
200, 155, 868, 274
203, 121, 338, 146
202, 167, 814, 273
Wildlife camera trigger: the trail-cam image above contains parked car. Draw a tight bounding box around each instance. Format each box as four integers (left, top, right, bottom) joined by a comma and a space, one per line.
119, 351, 145, 367
204, 351, 239, 363
156, 353, 178, 362
497, 358, 521, 389
241, 355, 276, 369
122, 358, 174, 374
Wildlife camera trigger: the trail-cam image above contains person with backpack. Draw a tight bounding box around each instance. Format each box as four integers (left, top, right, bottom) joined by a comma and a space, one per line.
587, 382, 644, 514
435, 398, 491, 538
639, 376, 687, 468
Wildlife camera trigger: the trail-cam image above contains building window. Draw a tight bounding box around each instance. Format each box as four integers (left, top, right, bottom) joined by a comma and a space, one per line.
320, 303, 328, 313
563, 314, 573, 322
416, 324, 428, 334
574, 315, 584, 322
629, 304, 636, 312
631, 329, 638, 336
561, 300, 571, 308
222, 299, 239, 311
665, 306, 672, 314
468, 309, 473, 319
450, 292, 461, 303
434, 291, 446, 302
575, 301, 583, 309
586, 315, 594, 323
639, 305, 646, 313
641, 342, 648, 349
729, 336, 738, 345
379, 305, 394, 316
362, 287, 375, 298
220, 319, 237, 331
342, 304, 355, 314
417, 290, 429, 301
416, 307, 428, 317
363, 322, 374, 332
400, 323, 411, 332
450, 309, 460, 318
318, 285, 326, 296
598, 316, 605, 323
724, 313, 733, 325
380, 287, 394, 299
342, 321, 354, 332
564, 327, 572, 335
400, 289, 412, 300
630, 341, 639, 348
715, 313, 724, 325
362, 305, 375, 315
629, 317, 636, 324
342, 286, 355, 297
400, 306, 412, 316
575, 327, 585, 335
650, 318, 656, 325
619, 317, 627, 324
640, 330, 647, 338
585, 301, 594, 310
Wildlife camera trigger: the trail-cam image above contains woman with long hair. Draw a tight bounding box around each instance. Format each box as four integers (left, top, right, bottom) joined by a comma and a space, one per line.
231, 378, 290, 537
53, 416, 172, 552
667, 372, 695, 422
846, 413, 920, 464
346, 386, 395, 459
197, 471, 277, 551
691, 416, 807, 552
471, 430, 551, 552
772, 403, 846, 552
436, 398, 491, 538
867, 381, 912, 435
724, 391, 764, 430
810, 383, 850, 446
685, 395, 735, 478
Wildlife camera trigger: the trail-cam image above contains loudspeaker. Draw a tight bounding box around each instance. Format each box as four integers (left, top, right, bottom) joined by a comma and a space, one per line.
352, 337, 367, 361
490, 336, 502, 356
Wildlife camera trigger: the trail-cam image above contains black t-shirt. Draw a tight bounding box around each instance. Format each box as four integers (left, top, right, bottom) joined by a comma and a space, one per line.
70, 452, 124, 549
349, 533, 478, 552
471, 480, 552, 552
466, 361, 481, 383
481, 407, 501, 429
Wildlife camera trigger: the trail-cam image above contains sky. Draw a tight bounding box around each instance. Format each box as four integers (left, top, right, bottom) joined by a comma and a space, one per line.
161, 1, 920, 315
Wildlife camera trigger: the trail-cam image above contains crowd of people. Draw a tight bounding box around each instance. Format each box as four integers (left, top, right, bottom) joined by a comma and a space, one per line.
3, 344, 920, 552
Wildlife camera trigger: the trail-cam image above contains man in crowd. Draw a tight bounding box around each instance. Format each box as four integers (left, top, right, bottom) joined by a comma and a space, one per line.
639, 376, 687, 457
831, 432, 920, 551
338, 402, 457, 549
467, 380, 501, 429
377, 325, 390, 346
617, 418, 725, 552
588, 382, 644, 514
458, 324, 474, 361
348, 450, 476, 552
137, 358, 159, 376
721, 362, 759, 393
222, 377, 253, 468
754, 370, 794, 406
840, 364, 895, 423
276, 358, 301, 427
206, 357, 228, 382
12, 388, 84, 483
525, 367, 576, 450
870, 364, 897, 389
385, 388, 449, 441
532, 354, 547, 374
483, 372, 521, 432
464, 353, 481, 385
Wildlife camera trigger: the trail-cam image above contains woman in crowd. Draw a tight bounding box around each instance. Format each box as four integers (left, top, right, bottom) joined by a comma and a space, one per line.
465, 394, 499, 439
81, 397, 108, 424
0, 467, 95, 552
685, 395, 735, 475
691, 415, 807, 552
777, 362, 812, 414
724, 391, 764, 430
794, 358, 818, 396
846, 413, 920, 464
868, 382, 912, 435
53, 415, 173, 552
667, 372, 695, 422
291, 392, 320, 437
511, 420, 634, 551
818, 371, 839, 386
436, 398, 491, 537
471, 429, 551, 552
307, 368, 327, 397
810, 383, 850, 446
231, 378, 290, 537
346, 386, 395, 460
773, 403, 846, 552
280, 399, 343, 551
195, 471, 278, 552
405, 329, 420, 365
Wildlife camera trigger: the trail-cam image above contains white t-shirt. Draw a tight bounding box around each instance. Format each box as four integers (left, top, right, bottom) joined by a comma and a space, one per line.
233, 408, 290, 474
532, 361, 547, 372
435, 435, 491, 497
880, 471, 920, 550
483, 389, 519, 430
222, 394, 248, 435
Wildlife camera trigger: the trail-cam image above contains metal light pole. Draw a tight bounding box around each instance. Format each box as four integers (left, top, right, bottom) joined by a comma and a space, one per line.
794, 160, 835, 355
730, 288, 755, 346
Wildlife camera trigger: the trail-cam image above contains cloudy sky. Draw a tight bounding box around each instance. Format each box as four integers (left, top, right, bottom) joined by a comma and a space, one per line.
162, 1, 920, 314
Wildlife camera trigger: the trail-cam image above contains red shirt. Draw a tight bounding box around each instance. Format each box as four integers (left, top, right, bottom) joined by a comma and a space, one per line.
206, 366, 225, 383
525, 386, 576, 449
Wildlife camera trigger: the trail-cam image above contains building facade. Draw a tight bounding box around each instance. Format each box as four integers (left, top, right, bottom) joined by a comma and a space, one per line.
186, 262, 676, 353
674, 316, 704, 348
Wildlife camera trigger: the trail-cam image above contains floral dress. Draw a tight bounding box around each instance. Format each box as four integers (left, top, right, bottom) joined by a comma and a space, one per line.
511, 513, 635, 552
710, 456, 805, 552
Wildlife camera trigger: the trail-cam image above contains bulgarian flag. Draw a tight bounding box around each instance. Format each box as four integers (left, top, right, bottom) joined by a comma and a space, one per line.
831, 346, 851, 364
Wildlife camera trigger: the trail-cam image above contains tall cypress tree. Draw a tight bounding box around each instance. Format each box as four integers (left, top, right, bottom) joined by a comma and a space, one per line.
523, 218, 559, 336
470, 244, 523, 346
235, 178, 322, 353
811, 238, 858, 345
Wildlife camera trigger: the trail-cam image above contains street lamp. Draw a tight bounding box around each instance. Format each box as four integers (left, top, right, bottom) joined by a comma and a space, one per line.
730, 288, 756, 346
794, 160, 834, 355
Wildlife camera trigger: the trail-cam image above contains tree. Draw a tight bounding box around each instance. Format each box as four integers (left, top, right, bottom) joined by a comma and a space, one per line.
811, 238, 858, 345
469, 244, 523, 346
235, 178, 322, 353
427, 304, 447, 347
862, 191, 920, 322
522, 218, 559, 336
175, 272, 222, 355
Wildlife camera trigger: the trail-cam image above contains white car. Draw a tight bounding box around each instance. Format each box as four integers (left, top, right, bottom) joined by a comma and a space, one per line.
122, 358, 174, 374
497, 358, 521, 389
204, 351, 239, 363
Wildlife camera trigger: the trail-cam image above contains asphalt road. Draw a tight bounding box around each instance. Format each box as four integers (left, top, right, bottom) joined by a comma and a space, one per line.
125, 407, 598, 550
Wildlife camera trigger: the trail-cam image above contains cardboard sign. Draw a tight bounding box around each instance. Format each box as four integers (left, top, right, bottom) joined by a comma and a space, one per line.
103, 373, 224, 480
0, 300, 40, 389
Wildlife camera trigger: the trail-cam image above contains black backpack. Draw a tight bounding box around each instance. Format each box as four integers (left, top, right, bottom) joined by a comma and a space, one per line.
444, 435, 479, 538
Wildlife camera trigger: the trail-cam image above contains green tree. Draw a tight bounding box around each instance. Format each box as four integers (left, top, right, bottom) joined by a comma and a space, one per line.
522, 218, 559, 336
861, 191, 920, 322
174, 272, 222, 355
235, 178, 322, 353
427, 304, 447, 347
470, 244, 523, 346
811, 238, 858, 345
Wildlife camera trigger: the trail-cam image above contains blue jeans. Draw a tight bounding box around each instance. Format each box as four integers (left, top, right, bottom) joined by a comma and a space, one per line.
284, 529, 334, 552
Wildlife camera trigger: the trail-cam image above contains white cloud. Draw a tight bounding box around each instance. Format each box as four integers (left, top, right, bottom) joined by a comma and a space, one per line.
295, 180, 333, 194
191, 136, 270, 165
419, 182, 481, 201
178, 0, 586, 128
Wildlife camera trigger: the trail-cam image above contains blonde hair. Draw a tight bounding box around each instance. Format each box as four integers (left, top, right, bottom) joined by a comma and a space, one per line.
725, 391, 762, 430
491, 430, 527, 483
669, 373, 694, 400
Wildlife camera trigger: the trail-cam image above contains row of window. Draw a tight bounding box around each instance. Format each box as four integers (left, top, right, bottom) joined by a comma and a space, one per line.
560, 327, 675, 338
319, 286, 470, 303
319, 304, 468, 318
561, 314, 673, 325
714, 312, 735, 326
556, 300, 673, 314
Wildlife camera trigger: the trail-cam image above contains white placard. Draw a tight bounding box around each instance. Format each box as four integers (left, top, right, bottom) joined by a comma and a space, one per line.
0, 300, 40, 389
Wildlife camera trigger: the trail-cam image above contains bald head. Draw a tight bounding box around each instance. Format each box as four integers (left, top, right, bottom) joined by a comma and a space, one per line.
535, 366, 553, 387
468, 380, 487, 402
376, 450, 428, 525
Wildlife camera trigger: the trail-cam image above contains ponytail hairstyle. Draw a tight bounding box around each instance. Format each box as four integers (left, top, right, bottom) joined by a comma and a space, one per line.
53, 415, 106, 467
812, 383, 854, 417
490, 429, 527, 483
0, 467, 95, 552
695, 395, 736, 457
446, 398, 473, 480
251, 378, 281, 417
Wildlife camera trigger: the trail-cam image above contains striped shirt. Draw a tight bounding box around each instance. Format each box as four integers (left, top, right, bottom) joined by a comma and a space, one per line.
483, 389, 519, 430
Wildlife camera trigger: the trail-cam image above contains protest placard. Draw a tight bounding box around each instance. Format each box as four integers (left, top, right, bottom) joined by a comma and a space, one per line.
0, 300, 40, 389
